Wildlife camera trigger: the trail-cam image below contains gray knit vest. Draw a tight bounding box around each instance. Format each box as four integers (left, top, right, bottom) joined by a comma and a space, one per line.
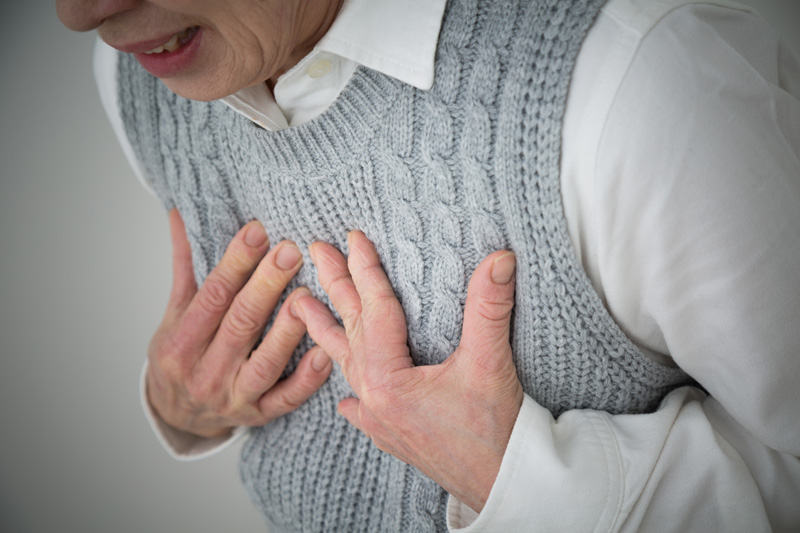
118, 0, 691, 530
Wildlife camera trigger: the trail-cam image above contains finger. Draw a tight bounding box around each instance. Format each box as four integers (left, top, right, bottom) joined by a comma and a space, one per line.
235, 287, 311, 402
346, 231, 412, 377
257, 345, 332, 420
179, 220, 269, 350
166, 208, 197, 314
346, 232, 400, 319
293, 295, 353, 376
309, 241, 362, 332
336, 397, 363, 432
458, 251, 516, 370
207, 240, 304, 367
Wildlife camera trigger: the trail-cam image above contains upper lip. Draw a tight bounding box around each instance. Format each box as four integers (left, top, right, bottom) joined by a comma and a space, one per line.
105, 30, 188, 54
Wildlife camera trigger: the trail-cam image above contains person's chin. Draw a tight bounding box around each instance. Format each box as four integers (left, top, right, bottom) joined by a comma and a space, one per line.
160, 76, 235, 102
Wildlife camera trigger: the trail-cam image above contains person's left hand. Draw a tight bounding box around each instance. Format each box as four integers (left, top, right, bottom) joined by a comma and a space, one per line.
293, 231, 524, 513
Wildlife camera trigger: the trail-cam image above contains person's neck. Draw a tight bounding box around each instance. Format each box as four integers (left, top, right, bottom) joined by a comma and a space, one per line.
267, 0, 345, 91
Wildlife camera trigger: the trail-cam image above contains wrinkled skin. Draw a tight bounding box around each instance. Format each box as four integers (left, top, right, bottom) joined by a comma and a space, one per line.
295, 231, 524, 512
145, 210, 332, 438
56, 0, 344, 100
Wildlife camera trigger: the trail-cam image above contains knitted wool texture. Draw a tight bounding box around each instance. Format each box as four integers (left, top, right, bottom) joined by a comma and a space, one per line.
118, 0, 692, 530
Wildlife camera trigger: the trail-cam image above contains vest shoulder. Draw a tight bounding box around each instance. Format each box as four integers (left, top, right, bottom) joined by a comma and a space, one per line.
601, 0, 757, 36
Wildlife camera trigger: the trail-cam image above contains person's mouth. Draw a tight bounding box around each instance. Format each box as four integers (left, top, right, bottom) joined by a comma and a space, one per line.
128, 26, 204, 79
141, 27, 199, 55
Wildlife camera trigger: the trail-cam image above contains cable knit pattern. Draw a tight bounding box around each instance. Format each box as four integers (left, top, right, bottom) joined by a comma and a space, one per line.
118, 0, 693, 530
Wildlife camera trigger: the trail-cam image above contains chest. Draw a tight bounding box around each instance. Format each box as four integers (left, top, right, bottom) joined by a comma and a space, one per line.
164, 84, 515, 365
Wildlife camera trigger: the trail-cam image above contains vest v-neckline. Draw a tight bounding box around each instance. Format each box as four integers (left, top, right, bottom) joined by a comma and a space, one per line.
234, 66, 403, 178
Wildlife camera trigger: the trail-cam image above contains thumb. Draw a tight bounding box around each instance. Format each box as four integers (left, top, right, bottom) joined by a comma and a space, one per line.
458, 251, 516, 369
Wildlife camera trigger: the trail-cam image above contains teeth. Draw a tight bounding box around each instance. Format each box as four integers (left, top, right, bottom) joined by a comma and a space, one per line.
162, 34, 180, 52
143, 28, 195, 55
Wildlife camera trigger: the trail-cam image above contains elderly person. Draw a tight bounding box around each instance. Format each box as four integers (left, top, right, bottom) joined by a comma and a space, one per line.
57, 0, 800, 531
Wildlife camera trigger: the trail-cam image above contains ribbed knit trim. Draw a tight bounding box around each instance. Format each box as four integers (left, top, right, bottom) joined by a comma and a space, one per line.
238, 68, 402, 177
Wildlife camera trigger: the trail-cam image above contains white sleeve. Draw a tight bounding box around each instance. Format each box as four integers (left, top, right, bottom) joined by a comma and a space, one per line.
94, 38, 248, 459
448, 3, 800, 531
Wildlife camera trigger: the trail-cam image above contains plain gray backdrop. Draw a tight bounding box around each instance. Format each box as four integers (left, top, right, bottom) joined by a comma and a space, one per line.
1, 1, 798, 532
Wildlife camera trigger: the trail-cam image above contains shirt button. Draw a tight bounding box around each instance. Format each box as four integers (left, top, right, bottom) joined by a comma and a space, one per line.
307, 58, 333, 79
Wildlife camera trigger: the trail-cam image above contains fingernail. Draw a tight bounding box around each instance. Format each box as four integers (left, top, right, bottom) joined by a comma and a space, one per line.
308, 243, 318, 264
244, 222, 267, 248
491, 252, 516, 284
291, 300, 306, 321
289, 289, 310, 319
311, 349, 331, 372
347, 230, 363, 249
275, 242, 302, 270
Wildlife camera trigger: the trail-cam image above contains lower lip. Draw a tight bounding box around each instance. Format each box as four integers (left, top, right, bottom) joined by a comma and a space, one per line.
133, 28, 203, 79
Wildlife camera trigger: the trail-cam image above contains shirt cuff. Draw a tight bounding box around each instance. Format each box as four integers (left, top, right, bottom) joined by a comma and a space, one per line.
139, 361, 248, 461
446, 395, 622, 531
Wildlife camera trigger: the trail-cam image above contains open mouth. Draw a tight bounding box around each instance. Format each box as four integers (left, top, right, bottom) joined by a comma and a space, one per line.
142, 26, 200, 55
133, 26, 203, 79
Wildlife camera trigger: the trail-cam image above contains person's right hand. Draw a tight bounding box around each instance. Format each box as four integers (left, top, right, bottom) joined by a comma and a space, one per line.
145, 209, 332, 438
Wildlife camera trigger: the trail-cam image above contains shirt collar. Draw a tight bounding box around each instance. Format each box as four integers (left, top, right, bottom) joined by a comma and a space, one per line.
315, 0, 447, 91
221, 0, 446, 130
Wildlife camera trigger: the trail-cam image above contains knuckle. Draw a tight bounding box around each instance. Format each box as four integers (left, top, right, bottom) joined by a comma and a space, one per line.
295, 368, 322, 394
225, 298, 263, 339
148, 333, 189, 377
268, 325, 292, 351
248, 356, 283, 388
166, 328, 193, 356
185, 376, 223, 409
184, 379, 209, 405
223, 396, 244, 418
475, 297, 514, 323
252, 270, 290, 297
362, 292, 399, 317
277, 369, 324, 412
225, 243, 261, 271
227, 395, 258, 422
264, 320, 301, 347
325, 272, 351, 296
274, 389, 304, 413
198, 276, 234, 314
322, 320, 343, 338
361, 261, 386, 279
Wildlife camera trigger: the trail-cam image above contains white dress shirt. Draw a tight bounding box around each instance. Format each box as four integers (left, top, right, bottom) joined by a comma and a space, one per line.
95, 0, 800, 530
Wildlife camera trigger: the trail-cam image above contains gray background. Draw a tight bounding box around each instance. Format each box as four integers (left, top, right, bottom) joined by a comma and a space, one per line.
1, 1, 798, 531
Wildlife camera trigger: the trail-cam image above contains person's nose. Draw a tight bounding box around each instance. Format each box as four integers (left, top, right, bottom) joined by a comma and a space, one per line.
56, 0, 142, 32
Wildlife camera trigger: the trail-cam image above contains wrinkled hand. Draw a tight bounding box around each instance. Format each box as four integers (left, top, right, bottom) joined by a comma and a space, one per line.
146, 209, 332, 439
293, 231, 523, 512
